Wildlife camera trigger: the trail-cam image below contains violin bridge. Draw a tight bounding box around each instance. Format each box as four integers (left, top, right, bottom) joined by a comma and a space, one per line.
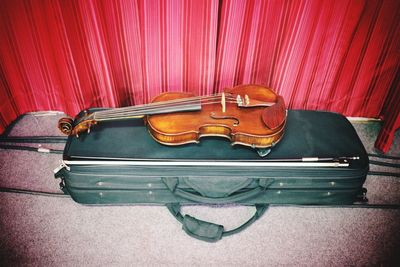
221, 92, 226, 113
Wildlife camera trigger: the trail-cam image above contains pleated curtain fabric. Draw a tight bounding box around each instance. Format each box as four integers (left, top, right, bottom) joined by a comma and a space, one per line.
0, 0, 399, 151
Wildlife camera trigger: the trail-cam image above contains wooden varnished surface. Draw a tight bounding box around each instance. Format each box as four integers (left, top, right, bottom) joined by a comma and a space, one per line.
146, 85, 286, 147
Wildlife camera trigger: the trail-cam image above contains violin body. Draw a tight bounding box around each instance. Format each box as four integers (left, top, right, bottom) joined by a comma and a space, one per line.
147, 85, 286, 148
58, 84, 287, 150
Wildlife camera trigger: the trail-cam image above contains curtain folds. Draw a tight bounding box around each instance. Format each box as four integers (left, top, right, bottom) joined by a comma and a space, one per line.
0, 0, 399, 151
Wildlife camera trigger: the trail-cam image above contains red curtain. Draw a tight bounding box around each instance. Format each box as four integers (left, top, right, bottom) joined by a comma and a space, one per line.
0, 0, 399, 151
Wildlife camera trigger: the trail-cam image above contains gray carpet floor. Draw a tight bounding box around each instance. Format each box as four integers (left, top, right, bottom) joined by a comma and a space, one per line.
0, 112, 399, 266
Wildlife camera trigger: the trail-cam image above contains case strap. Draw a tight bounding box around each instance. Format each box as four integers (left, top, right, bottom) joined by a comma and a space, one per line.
0, 135, 66, 154
162, 177, 274, 204
0, 136, 67, 143
166, 203, 269, 242
0, 144, 63, 154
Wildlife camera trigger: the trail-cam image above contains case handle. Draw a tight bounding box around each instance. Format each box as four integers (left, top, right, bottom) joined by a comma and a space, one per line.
166, 203, 269, 242
162, 177, 274, 204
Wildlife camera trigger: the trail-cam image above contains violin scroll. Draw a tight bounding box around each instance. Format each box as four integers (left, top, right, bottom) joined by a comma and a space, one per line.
58, 117, 74, 135
58, 117, 97, 137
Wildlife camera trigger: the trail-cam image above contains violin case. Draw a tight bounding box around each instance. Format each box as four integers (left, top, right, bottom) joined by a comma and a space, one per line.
54, 110, 369, 242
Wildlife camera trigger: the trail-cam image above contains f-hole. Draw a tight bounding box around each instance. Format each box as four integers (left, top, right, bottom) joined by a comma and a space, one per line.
210, 112, 240, 126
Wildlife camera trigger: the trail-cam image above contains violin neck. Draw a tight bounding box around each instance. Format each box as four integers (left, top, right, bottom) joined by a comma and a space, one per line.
92, 101, 202, 122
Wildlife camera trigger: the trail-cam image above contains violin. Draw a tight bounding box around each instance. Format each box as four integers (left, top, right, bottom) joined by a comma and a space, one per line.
58, 84, 287, 150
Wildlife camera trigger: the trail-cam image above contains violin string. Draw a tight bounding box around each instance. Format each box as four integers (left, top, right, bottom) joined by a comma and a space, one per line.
94, 100, 239, 120
95, 102, 203, 119
95, 101, 237, 120
94, 98, 231, 119
94, 99, 238, 120
94, 94, 238, 119
97, 93, 227, 114
95, 94, 237, 116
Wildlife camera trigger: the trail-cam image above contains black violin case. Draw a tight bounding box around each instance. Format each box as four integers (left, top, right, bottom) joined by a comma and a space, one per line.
55, 110, 369, 242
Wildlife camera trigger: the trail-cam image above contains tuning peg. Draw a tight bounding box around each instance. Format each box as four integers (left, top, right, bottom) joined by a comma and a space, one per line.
221, 92, 226, 113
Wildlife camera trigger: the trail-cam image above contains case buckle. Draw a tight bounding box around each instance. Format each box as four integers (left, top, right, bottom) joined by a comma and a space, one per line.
53, 161, 70, 174
356, 188, 368, 203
